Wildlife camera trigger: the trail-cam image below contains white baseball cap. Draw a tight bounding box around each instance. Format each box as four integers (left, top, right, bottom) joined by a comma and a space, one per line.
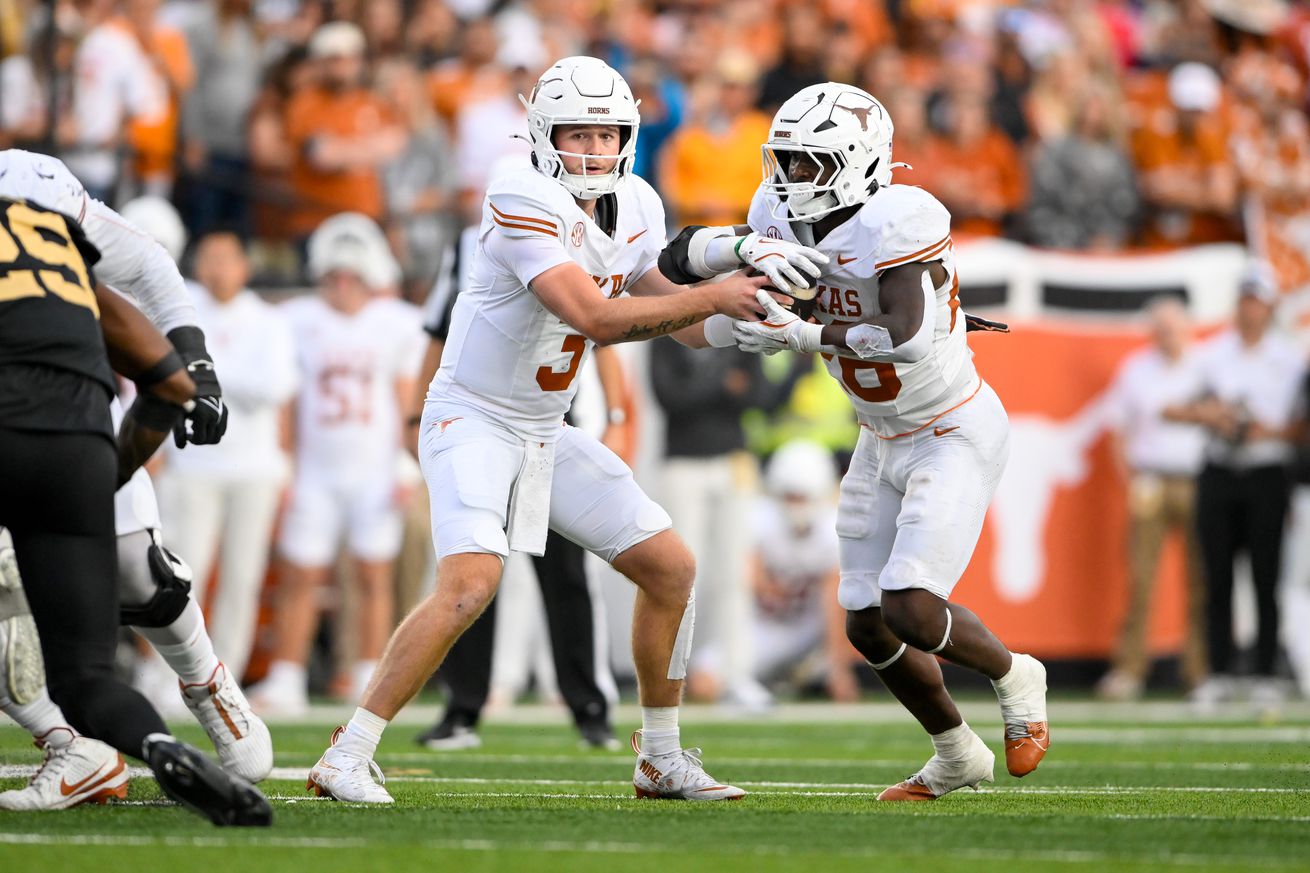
309, 21, 366, 59
1168, 62, 1222, 112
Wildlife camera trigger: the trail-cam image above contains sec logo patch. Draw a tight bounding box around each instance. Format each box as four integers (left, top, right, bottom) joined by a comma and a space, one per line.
571, 222, 585, 247
766, 226, 782, 239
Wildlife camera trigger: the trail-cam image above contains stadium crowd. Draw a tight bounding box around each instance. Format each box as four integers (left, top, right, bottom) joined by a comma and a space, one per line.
1, 0, 1308, 718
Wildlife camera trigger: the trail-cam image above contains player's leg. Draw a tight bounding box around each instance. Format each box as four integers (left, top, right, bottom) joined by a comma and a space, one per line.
417, 597, 496, 750
308, 412, 521, 802
550, 426, 743, 800
835, 440, 993, 801
533, 532, 616, 747
210, 477, 283, 680
873, 385, 1048, 777
0, 430, 268, 824
1193, 464, 1239, 706
251, 477, 343, 715
119, 528, 272, 783
346, 477, 406, 700
1245, 466, 1290, 706
1100, 476, 1170, 699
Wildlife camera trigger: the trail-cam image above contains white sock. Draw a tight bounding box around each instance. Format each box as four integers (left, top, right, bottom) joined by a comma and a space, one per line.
640, 706, 680, 756
136, 600, 220, 686
991, 652, 1023, 701
929, 722, 974, 760
263, 660, 308, 691
336, 707, 388, 760
1, 691, 75, 747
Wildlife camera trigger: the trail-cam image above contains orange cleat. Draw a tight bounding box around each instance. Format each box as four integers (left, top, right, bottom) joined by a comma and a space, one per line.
877, 777, 938, 801
1004, 722, 1050, 777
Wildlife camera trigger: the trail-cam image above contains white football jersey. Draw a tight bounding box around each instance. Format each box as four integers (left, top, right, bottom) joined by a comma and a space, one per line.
430, 168, 666, 441
283, 295, 425, 478
748, 184, 976, 437
753, 498, 839, 619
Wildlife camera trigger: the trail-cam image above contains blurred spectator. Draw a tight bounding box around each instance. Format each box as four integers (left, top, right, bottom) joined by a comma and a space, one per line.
1131, 62, 1239, 246
626, 56, 685, 191
1228, 50, 1310, 293
747, 440, 857, 703
1098, 298, 1207, 700
1284, 368, 1310, 699
1026, 82, 1140, 250
648, 339, 797, 708
659, 54, 770, 228
156, 230, 298, 682
374, 57, 457, 296
756, 4, 827, 113
453, 51, 539, 221
426, 16, 503, 127
1165, 266, 1307, 711
405, 0, 459, 67
247, 44, 312, 278
181, 0, 265, 239
915, 93, 1027, 238
250, 214, 424, 715
65, 0, 169, 201
0, 9, 77, 150
123, 0, 194, 198
359, 0, 404, 58
283, 22, 404, 247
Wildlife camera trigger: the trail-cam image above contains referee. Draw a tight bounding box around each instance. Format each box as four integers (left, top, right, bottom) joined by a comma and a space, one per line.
0, 195, 269, 825
410, 228, 619, 750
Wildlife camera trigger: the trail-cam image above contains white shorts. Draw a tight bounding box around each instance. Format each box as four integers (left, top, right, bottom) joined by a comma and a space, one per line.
278, 471, 403, 566
419, 402, 671, 563
837, 380, 1008, 610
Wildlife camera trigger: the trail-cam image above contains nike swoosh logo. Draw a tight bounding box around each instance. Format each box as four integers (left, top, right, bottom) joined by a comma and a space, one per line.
627, 229, 648, 244
60, 758, 124, 796
933, 426, 959, 437
837, 255, 857, 265
198, 397, 225, 415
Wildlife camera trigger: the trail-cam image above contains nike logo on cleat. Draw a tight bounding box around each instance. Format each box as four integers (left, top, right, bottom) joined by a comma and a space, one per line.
60, 759, 125, 797
638, 760, 664, 783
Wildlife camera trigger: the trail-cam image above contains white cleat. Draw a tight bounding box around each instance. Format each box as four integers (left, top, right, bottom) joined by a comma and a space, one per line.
0, 730, 128, 810
306, 727, 394, 804
878, 730, 995, 801
997, 653, 1050, 777
181, 663, 274, 783
631, 731, 746, 801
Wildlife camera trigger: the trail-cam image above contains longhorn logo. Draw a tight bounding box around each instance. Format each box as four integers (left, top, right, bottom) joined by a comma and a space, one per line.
836, 103, 874, 131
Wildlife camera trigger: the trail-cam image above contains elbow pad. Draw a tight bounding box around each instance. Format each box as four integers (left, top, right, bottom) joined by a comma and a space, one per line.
658, 225, 735, 285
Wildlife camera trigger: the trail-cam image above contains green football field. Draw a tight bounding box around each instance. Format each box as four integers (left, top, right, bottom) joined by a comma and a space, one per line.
2, 698, 1308, 872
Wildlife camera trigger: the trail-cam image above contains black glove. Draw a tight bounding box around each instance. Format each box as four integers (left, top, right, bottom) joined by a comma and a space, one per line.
166, 325, 228, 447
964, 313, 1010, 333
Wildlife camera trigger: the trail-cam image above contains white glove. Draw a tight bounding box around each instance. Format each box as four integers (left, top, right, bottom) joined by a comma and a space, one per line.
735, 233, 828, 299
732, 290, 824, 355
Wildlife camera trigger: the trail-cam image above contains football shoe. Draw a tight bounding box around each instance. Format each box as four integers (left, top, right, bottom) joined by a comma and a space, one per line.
307, 726, 394, 803
181, 662, 274, 782
0, 730, 127, 810
631, 730, 745, 801
878, 729, 994, 801
143, 735, 271, 826
997, 653, 1050, 777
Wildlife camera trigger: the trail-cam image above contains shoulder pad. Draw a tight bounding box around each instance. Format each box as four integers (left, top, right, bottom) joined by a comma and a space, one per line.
0, 149, 88, 222
485, 170, 568, 241
860, 185, 952, 273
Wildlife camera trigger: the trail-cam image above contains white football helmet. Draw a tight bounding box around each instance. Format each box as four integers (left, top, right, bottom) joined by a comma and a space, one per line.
307, 212, 400, 291
763, 82, 899, 223
519, 56, 640, 200
119, 195, 187, 263
766, 439, 837, 531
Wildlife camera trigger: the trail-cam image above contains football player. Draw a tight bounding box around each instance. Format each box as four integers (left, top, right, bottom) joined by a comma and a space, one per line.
307, 56, 816, 803
0, 186, 269, 824
0, 151, 273, 813
248, 212, 425, 716
656, 83, 1048, 800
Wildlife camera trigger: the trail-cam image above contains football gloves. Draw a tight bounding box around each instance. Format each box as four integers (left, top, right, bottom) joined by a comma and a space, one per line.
166, 326, 228, 447
735, 233, 828, 299
732, 290, 824, 355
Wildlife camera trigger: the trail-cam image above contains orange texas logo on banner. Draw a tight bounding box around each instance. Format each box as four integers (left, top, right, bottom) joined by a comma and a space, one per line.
955, 321, 1191, 659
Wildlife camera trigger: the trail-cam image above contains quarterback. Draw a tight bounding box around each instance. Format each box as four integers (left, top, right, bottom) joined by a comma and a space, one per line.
658, 83, 1049, 800
307, 56, 816, 803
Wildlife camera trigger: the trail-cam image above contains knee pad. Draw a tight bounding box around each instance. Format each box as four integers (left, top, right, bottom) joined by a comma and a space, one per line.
120, 532, 194, 628
667, 590, 696, 681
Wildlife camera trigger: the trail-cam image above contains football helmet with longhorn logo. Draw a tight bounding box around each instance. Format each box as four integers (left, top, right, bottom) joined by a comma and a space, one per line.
519, 56, 640, 200
763, 82, 902, 223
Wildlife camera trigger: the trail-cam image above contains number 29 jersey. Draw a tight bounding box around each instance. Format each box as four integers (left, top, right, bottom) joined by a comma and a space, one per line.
429, 168, 666, 442
747, 183, 978, 437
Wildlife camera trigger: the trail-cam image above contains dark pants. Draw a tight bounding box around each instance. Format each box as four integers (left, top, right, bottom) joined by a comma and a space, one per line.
1195, 463, 1290, 676
184, 154, 251, 241
441, 531, 609, 728
0, 429, 166, 757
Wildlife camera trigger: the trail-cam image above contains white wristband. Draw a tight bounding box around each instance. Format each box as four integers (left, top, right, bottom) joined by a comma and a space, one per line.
795, 321, 824, 354
703, 314, 736, 348
688, 227, 737, 278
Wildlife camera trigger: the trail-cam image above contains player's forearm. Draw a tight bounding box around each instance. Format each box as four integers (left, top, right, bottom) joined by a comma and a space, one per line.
587, 286, 717, 345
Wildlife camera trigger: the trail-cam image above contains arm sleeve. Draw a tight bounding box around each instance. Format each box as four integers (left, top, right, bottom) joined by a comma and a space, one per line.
873, 190, 952, 275
82, 196, 198, 333
481, 191, 571, 289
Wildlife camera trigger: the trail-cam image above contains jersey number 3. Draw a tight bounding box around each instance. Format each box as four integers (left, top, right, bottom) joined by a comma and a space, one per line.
0, 202, 97, 315
536, 334, 585, 392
